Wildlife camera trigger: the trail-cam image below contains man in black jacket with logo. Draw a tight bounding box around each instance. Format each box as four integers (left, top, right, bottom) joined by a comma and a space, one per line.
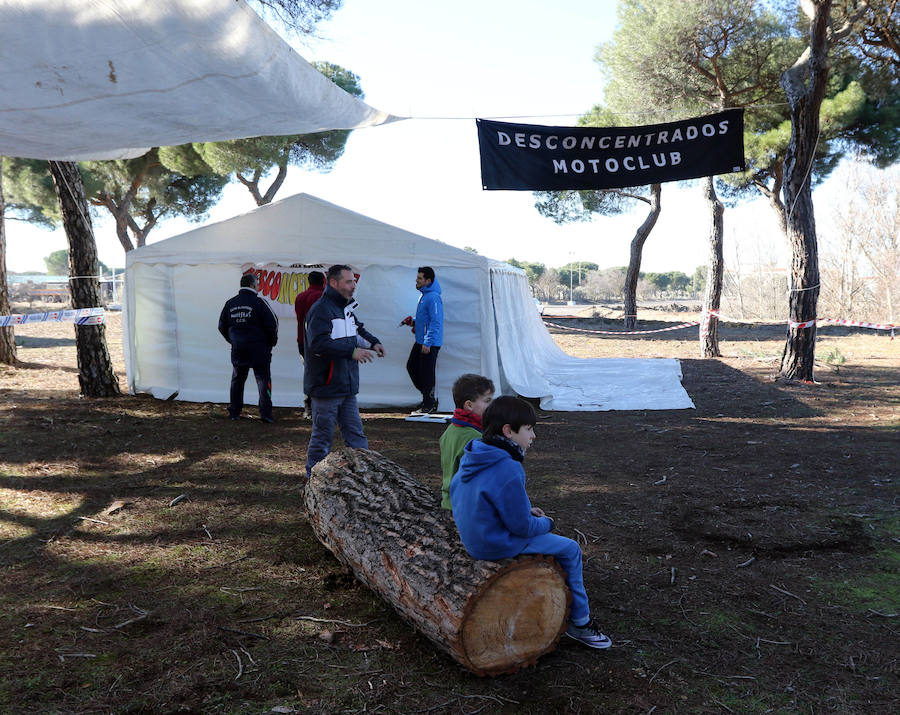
303, 264, 384, 477
218, 272, 279, 422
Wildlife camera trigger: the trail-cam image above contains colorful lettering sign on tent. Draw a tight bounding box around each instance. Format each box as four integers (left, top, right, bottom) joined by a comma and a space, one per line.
240, 263, 360, 318
476, 108, 745, 191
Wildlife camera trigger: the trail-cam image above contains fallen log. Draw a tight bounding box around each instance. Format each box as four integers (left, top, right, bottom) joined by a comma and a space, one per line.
304, 448, 570, 676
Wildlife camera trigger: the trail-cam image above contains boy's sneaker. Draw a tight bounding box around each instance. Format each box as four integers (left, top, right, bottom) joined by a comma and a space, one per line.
422, 399, 439, 414
565, 620, 612, 649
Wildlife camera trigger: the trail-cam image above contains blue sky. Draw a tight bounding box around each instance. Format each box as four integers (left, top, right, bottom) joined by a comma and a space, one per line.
6, 0, 788, 273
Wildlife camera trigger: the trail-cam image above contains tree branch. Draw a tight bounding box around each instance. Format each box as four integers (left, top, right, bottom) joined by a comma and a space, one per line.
236, 171, 264, 205
259, 161, 289, 205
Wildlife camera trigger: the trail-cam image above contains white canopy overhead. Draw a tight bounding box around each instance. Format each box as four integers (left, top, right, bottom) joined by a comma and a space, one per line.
124, 193, 695, 412
0, 0, 398, 160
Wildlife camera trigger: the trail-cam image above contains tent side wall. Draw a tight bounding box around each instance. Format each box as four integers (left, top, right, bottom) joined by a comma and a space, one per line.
488, 266, 553, 401
125, 260, 500, 410
125, 262, 181, 399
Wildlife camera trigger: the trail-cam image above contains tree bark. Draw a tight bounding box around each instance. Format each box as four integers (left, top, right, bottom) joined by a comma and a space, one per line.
623, 184, 662, 330
48, 160, 121, 397
700, 176, 725, 357
305, 449, 570, 676
0, 159, 16, 364
778, 0, 832, 381
754, 166, 789, 239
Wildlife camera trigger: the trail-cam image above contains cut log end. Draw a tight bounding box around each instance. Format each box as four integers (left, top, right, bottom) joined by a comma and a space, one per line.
460, 556, 569, 675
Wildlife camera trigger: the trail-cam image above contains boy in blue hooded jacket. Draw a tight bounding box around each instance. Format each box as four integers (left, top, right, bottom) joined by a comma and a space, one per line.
450, 396, 612, 650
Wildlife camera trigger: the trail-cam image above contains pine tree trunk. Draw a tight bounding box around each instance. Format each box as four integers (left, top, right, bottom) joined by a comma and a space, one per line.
305, 449, 570, 676
623, 184, 662, 330
778, 0, 831, 381
48, 160, 121, 397
0, 159, 16, 364
700, 176, 724, 357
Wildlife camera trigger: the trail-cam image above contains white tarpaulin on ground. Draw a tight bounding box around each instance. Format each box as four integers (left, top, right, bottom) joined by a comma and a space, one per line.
124, 193, 694, 411
0, 0, 398, 160
490, 270, 695, 410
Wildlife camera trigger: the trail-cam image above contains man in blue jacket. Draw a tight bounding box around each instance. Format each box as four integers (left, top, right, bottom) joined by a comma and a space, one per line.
218, 272, 279, 422
303, 264, 385, 478
401, 266, 443, 414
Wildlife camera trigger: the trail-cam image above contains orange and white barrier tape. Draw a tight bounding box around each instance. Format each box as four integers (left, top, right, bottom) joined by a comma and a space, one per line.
542, 320, 700, 335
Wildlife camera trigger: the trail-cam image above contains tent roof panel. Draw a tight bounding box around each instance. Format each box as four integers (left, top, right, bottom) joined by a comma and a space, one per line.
0, 0, 396, 160
126, 193, 490, 269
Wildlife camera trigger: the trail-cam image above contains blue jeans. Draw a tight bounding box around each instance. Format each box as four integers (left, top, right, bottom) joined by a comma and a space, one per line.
520, 532, 590, 625
306, 395, 368, 477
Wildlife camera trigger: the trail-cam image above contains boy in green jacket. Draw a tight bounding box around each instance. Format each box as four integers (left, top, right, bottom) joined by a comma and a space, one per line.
439, 374, 495, 511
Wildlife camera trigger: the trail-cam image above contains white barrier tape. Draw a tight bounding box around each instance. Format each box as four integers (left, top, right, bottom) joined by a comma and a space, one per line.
543, 320, 700, 335
0, 307, 105, 327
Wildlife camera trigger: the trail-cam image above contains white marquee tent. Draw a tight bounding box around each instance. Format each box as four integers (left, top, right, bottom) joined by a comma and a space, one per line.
124, 193, 694, 412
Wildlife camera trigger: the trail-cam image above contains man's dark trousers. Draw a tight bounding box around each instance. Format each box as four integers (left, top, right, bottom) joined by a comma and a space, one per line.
229, 346, 272, 420
406, 344, 440, 403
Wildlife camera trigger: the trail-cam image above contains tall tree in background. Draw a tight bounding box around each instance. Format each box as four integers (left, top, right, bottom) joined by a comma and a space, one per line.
723, 77, 866, 238
44, 249, 110, 277
778, 0, 836, 380
160, 62, 364, 206
47, 161, 120, 396
249, 0, 343, 35
534, 106, 663, 329
536, 185, 661, 328
776, 0, 898, 378
854, 163, 900, 323
44, 250, 73, 276
86, 152, 228, 252
598, 0, 794, 355
722, 1, 897, 237
2, 153, 227, 253
843, 0, 900, 71
0, 160, 15, 364
833, 0, 900, 162
824, 159, 900, 320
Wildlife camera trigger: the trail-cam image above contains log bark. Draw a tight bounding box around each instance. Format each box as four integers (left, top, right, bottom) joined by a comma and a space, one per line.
304, 448, 570, 676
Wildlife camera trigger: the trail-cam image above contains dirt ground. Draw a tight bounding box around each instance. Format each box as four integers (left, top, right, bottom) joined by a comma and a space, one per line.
1, 308, 897, 713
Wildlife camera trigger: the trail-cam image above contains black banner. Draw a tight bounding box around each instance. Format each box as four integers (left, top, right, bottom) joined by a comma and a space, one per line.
477, 108, 745, 191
